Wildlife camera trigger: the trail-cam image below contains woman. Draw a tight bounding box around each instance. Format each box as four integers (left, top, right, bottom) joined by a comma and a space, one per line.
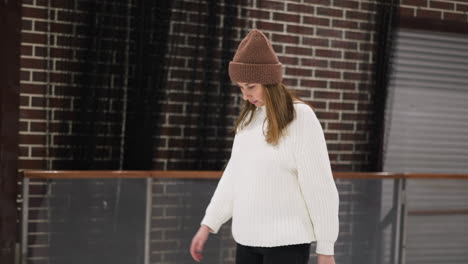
190, 29, 339, 264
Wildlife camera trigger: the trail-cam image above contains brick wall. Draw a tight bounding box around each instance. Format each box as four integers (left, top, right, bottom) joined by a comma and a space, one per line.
19, 0, 468, 264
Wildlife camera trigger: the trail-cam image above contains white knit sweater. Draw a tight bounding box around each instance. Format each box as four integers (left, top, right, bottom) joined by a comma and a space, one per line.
200, 101, 339, 255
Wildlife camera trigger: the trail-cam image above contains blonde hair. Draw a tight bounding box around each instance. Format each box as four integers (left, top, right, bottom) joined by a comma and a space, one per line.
232, 83, 313, 145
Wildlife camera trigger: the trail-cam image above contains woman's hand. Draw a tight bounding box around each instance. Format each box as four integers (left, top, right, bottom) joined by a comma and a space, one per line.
190, 225, 212, 262
318, 254, 335, 264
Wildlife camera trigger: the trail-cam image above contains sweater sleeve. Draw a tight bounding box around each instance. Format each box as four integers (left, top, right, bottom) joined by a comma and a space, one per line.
293, 104, 339, 255
200, 154, 235, 234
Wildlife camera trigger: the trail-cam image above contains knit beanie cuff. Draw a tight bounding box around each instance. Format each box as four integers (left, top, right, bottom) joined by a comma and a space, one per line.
229, 62, 283, 84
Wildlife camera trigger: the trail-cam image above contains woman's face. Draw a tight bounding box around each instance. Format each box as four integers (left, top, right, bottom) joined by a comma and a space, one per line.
237, 82, 265, 107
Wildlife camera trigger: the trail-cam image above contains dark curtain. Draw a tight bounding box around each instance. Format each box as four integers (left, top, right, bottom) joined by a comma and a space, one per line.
48, 0, 243, 171
42, 1, 245, 263
352, 1, 400, 264
368, 0, 400, 172
176, 1, 242, 170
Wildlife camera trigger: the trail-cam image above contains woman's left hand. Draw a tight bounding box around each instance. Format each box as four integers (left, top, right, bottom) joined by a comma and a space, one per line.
318, 254, 335, 264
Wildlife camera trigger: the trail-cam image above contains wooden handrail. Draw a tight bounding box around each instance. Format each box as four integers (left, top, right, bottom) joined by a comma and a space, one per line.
20, 170, 468, 180
408, 209, 468, 216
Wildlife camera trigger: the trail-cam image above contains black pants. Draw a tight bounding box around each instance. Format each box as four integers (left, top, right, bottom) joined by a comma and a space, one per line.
235, 242, 311, 264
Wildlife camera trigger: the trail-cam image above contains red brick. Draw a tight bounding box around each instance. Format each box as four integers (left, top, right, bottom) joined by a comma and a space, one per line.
22, 19, 32, 31
21, 71, 30, 81
331, 61, 356, 70
287, 25, 314, 35
278, 56, 299, 65
272, 33, 299, 44
301, 58, 328, 68
401, 0, 428, 7
309, 100, 326, 109
328, 122, 354, 130
317, 7, 343, 17
21, 58, 47, 69
32, 147, 46, 157
332, 19, 358, 29
358, 102, 371, 111
21, 45, 33, 56
315, 49, 342, 58
345, 31, 370, 41
273, 12, 300, 23
34, 46, 46, 57
358, 42, 372, 52
333, 0, 359, 9
20, 147, 29, 157
49, 72, 71, 83
359, 22, 374, 31
345, 10, 371, 20
304, 0, 330, 4
303, 16, 330, 26
287, 3, 315, 13
257, 21, 284, 32
20, 96, 30, 107
19, 159, 47, 170
21, 84, 46, 94
342, 113, 369, 120
56, 11, 88, 24
51, 22, 73, 34
248, 9, 270, 19
302, 37, 329, 47
19, 134, 46, 145
258, 0, 285, 10
301, 80, 327, 88
22, 7, 48, 19
316, 112, 340, 120
22, 33, 47, 44
30, 122, 46, 132
285, 46, 313, 56
324, 133, 339, 141
444, 12, 465, 22
273, 44, 283, 53
290, 88, 309, 97
331, 40, 357, 50
361, 2, 376, 10
341, 132, 366, 141
430, 1, 454, 10
330, 81, 355, 90
345, 51, 370, 61
33, 21, 47, 31
340, 153, 364, 161
32, 72, 46, 82
359, 62, 373, 71
316, 28, 343, 38
327, 143, 353, 151
456, 3, 468, 12
20, 109, 46, 120
343, 92, 361, 100
285, 67, 313, 76
283, 78, 299, 87
417, 9, 442, 19
344, 72, 368, 81
316, 70, 340, 79
20, 121, 28, 131
314, 91, 340, 99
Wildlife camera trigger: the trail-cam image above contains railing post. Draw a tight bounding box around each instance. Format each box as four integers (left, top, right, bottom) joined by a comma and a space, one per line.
144, 177, 153, 264
20, 177, 29, 264
398, 178, 408, 264
393, 177, 407, 264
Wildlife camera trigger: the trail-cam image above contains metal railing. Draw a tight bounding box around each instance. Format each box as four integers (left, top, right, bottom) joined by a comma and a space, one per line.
19, 170, 468, 264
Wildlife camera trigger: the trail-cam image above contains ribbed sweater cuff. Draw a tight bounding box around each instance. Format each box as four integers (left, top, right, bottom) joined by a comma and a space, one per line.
200, 215, 222, 234
316, 241, 335, 255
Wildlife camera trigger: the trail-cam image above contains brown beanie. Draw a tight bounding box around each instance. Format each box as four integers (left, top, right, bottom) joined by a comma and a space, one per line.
229, 29, 282, 84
